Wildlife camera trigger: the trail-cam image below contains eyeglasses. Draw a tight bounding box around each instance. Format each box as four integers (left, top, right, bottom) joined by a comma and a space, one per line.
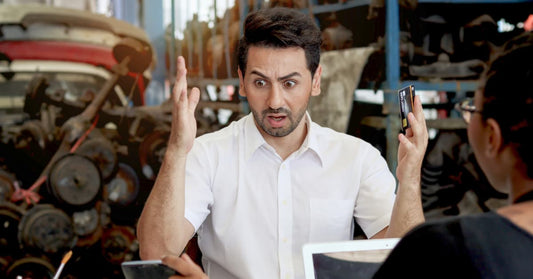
455, 98, 483, 124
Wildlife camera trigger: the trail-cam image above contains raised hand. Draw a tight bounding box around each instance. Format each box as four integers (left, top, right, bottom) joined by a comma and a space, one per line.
168, 56, 201, 157
396, 95, 428, 185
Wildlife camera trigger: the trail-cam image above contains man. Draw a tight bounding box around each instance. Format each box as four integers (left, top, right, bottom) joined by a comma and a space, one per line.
137, 7, 428, 279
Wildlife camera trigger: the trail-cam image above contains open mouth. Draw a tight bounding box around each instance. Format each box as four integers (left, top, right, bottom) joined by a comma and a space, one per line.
270, 116, 285, 121
267, 115, 287, 128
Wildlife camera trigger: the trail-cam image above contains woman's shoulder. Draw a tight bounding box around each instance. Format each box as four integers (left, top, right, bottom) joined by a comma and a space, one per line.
413, 212, 500, 235
497, 201, 533, 236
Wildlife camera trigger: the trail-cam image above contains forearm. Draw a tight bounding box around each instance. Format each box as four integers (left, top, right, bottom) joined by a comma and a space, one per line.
137, 147, 193, 259
388, 94, 428, 237
385, 179, 425, 238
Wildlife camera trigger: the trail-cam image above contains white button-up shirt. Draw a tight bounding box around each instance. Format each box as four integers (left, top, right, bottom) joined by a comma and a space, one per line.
184, 113, 396, 279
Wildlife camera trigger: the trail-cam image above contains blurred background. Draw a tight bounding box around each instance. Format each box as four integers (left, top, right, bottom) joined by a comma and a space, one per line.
0, 0, 531, 278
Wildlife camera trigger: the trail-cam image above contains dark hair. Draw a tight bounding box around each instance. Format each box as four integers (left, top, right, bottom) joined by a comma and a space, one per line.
236, 7, 322, 78
480, 31, 533, 178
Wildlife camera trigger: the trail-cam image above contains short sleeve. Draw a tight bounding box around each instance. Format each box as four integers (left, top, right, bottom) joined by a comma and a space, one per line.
183, 141, 214, 231
354, 145, 396, 237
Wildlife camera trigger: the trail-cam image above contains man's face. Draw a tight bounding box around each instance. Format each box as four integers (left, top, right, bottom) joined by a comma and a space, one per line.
238, 46, 321, 138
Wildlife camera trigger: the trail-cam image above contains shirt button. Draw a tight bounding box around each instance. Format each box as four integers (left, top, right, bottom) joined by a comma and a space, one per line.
282, 200, 287, 205
283, 238, 288, 243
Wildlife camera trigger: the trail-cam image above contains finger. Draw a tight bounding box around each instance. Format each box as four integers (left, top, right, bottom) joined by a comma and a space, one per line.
412, 96, 428, 131
162, 254, 200, 277
181, 253, 204, 273
162, 255, 192, 277
398, 133, 414, 151
182, 253, 195, 264
177, 56, 187, 80
161, 254, 180, 270
175, 59, 190, 115
404, 125, 414, 138
407, 113, 418, 137
407, 107, 427, 146
188, 87, 201, 114
173, 56, 188, 103
412, 95, 423, 118
178, 86, 188, 113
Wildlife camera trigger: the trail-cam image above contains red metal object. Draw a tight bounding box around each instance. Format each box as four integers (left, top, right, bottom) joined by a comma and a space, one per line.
0, 41, 146, 104
0, 40, 116, 69
525, 14, 533, 31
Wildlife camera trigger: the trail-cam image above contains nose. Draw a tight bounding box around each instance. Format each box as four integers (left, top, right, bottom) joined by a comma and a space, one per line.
266, 85, 284, 109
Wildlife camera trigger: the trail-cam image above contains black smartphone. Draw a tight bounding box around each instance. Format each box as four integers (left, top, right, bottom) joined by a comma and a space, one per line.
121, 260, 180, 279
398, 85, 416, 132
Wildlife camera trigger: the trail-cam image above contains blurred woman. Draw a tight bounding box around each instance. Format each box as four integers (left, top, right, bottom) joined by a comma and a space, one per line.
373, 31, 533, 279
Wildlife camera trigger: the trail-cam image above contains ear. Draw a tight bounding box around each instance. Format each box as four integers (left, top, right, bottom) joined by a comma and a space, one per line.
311, 64, 322, 97
238, 67, 246, 97
485, 118, 503, 157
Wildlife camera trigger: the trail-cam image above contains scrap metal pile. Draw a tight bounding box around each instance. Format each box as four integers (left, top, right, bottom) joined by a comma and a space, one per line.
358, 1, 533, 89
0, 41, 170, 279
0, 4, 173, 278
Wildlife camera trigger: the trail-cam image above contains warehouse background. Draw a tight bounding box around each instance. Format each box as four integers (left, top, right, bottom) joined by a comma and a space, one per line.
0, 0, 531, 278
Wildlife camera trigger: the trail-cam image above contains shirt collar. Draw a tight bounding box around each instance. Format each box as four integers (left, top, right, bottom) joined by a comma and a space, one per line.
303, 112, 324, 166
244, 112, 324, 166
244, 113, 266, 161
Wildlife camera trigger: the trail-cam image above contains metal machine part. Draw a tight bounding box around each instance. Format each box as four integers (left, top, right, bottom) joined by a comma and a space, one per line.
47, 154, 102, 208
138, 130, 168, 180
101, 225, 138, 265
72, 206, 102, 248
112, 37, 153, 74
5, 256, 55, 279
0, 256, 9, 278
0, 3, 158, 277
76, 137, 118, 181
103, 163, 140, 207
18, 204, 75, 254
72, 207, 99, 237
16, 120, 49, 150
0, 202, 25, 255
0, 170, 16, 201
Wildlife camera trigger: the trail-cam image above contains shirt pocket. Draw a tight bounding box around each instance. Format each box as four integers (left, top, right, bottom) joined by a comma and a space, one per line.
309, 198, 354, 242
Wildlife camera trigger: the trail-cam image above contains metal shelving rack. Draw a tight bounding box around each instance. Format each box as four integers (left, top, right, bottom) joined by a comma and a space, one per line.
383, 0, 533, 171
174, 0, 533, 170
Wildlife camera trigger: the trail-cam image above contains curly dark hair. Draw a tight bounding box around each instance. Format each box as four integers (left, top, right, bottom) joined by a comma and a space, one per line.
480, 31, 533, 178
236, 7, 322, 78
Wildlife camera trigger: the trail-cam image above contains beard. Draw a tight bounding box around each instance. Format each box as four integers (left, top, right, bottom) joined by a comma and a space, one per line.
251, 105, 308, 137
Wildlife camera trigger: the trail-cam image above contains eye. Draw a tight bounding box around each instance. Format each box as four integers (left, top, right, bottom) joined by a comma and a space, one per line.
254, 79, 267, 87
283, 80, 296, 88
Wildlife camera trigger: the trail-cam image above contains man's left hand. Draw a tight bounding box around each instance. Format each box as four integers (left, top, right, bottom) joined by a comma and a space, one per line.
162, 253, 208, 279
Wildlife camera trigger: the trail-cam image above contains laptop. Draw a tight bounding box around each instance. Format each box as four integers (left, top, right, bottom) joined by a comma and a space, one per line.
302, 238, 400, 279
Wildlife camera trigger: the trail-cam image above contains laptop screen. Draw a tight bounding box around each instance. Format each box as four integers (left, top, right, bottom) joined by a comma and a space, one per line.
302, 238, 399, 279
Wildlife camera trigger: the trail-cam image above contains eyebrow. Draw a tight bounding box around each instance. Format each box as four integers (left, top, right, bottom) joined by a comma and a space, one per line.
250, 70, 302, 81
